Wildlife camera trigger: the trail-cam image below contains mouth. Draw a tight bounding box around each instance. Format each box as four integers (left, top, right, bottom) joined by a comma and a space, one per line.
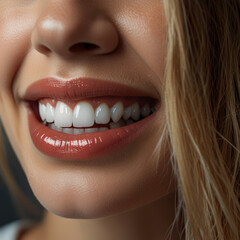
23, 78, 160, 161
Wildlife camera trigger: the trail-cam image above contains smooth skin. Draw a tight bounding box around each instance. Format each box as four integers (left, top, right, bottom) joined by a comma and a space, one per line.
0, 1, 182, 240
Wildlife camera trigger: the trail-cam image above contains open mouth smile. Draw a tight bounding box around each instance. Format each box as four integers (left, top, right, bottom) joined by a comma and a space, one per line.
23, 78, 160, 161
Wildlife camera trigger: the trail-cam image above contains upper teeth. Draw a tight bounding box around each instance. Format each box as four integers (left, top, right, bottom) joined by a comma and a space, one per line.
55, 102, 72, 127
39, 101, 153, 128
73, 102, 95, 128
95, 103, 111, 124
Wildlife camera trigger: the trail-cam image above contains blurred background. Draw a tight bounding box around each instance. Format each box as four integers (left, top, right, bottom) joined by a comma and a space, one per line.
0, 125, 43, 227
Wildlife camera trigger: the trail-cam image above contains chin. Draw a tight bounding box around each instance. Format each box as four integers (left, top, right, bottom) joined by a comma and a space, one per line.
28, 169, 177, 220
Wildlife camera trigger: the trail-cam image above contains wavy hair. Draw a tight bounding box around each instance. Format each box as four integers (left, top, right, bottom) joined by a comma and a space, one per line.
0, 0, 239, 239
163, 0, 240, 239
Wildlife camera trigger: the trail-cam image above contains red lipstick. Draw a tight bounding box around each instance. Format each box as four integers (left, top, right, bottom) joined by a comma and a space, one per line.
24, 78, 159, 161
24, 78, 153, 101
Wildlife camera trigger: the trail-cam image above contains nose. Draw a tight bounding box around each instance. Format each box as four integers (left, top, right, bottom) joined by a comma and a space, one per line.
31, 1, 119, 57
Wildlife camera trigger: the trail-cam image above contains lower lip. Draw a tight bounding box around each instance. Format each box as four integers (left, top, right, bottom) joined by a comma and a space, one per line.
27, 106, 157, 161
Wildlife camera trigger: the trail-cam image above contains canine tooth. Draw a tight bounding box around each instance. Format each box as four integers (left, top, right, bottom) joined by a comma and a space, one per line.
123, 106, 131, 120
85, 128, 99, 133
63, 128, 74, 134
55, 101, 73, 127
73, 102, 95, 128
39, 103, 46, 121
46, 103, 55, 123
95, 103, 110, 124
141, 104, 151, 117
99, 127, 109, 132
73, 128, 84, 135
111, 102, 124, 123
131, 103, 140, 121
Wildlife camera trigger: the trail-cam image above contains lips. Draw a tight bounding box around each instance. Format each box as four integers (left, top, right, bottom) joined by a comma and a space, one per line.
24, 78, 159, 161
24, 78, 153, 100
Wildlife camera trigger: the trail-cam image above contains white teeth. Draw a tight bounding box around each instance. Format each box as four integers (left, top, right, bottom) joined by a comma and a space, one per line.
131, 103, 140, 121
141, 104, 151, 117
40, 100, 155, 132
39, 103, 46, 121
73, 102, 95, 128
46, 103, 55, 123
55, 101, 73, 127
99, 127, 109, 132
95, 103, 110, 124
109, 119, 125, 129
49, 123, 62, 132
73, 128, 84, 135
109, 122, 120, 129
85, 128, 99, 133
111, 102, 124, 123
63, 128, 74, 134
123, 106, 131, 120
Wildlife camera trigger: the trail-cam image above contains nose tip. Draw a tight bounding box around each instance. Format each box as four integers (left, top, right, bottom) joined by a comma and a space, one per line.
31, 4, 119, 57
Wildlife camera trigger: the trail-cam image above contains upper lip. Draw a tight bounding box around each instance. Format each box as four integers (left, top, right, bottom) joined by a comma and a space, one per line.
23, 77, 158, 101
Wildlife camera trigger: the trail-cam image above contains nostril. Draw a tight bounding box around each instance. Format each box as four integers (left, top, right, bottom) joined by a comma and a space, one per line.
36, 44, 51, 55
69, 42, 99, 52
83, 42, 98, 50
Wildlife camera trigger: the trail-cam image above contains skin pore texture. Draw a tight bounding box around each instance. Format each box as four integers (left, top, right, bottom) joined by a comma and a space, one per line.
0, 1, 182, 240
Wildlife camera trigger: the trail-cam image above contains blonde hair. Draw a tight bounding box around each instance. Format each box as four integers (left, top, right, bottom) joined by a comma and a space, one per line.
163, 0, 240, 239
0, 0, 239, 239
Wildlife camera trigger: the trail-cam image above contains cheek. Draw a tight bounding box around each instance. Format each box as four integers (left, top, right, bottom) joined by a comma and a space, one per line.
0, 7, 36, 159
116, 5, 167, 79
0, 8, 35, 91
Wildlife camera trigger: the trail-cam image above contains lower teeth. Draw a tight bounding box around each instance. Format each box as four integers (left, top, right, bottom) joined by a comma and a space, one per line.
44, 118, 130, 135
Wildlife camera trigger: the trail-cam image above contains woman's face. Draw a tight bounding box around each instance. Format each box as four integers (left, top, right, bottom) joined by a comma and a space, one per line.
0, 0, 176, 218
